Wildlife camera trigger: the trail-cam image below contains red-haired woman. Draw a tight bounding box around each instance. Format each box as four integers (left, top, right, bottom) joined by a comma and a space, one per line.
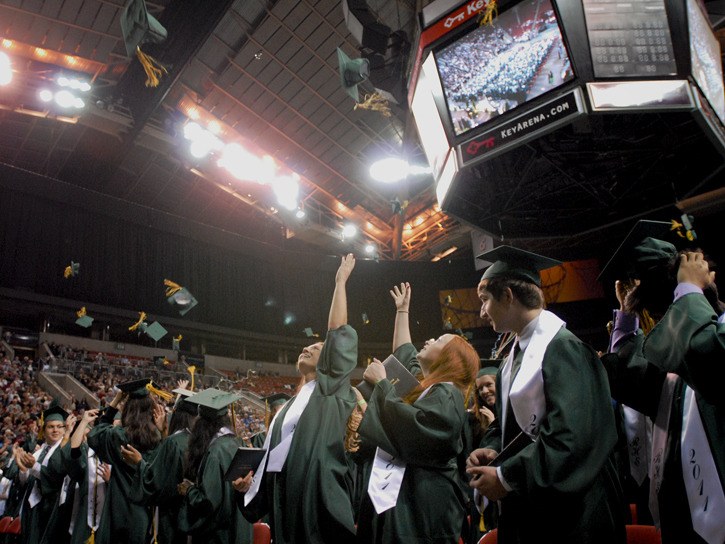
354, 282, 479, 543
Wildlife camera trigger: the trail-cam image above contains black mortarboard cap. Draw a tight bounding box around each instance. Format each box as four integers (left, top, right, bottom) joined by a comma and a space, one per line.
478, 246, 562, 287
120, 0, 167, 58
186, 388, 241, 419
43, 405, 69, 424
262, 393, 290, 409
597, 220, 677, 282
117, 378, 158, 398
171, 388, 197, 414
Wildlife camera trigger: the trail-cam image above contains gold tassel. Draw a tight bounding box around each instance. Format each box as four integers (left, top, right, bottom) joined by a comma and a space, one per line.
38, 412, 45, 441
354, 92, 392, 117
640, 309, 656, 336
64, 265, 73, 279
77, 307, 87, 318
479, 512, 486, 532
136, 47, 167, 88
187, 365, 196, 392
164, 279, 182, 297
85, 529, 95, 544
145, 382, 174, 403
129, 312, 147, 331
479, 0, 498, 26
344, 406, 363, 453
230, 402, 237, 435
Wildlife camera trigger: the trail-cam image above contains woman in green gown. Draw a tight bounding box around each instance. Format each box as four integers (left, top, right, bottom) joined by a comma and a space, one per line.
177, 388, 252, 544
354, 282, 479, 544
87, 379, 166, 544
234, 254, 359, 544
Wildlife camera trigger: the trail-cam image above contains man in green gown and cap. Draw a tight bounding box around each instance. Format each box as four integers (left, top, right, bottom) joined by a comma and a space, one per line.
467, 246, 625, 544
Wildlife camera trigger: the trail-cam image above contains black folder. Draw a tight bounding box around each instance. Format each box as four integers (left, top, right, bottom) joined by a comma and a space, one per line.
356, 354, 420, 402
224, 447, 266, 482
487, 431, 535, 467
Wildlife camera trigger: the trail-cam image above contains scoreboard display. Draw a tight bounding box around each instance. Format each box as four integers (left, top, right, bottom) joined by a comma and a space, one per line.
582, 0, 677, 77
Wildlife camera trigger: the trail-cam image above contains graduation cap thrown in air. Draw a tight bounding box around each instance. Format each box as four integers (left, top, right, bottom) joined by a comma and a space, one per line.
120, 0, 168, 86
597, 220, 678, 283
64, 261, 80, 279
303, 327, 319, 338
478, 246, 562, 288
129, 311, 168, 342
185, 388, 241, 419
75, 307, 94, 328
164, 280, 198, 316
337, 47, 370, 103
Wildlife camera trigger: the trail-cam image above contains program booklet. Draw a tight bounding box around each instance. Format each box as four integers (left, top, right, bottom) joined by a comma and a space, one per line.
487, 432, 535, 467
224, 447, 266, 482
356, 354, 420, 402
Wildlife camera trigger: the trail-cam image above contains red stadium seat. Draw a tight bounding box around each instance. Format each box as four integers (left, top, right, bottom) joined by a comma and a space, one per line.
0, 516, 11, 533
629, 503, 638, 524
626, 525, 661, 544
253, 522, 271, 544
478, 528, 498, 544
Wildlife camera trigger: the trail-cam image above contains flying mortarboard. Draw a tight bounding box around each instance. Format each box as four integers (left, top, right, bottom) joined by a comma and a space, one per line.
337, 47, 370, 103
477, 246, 562, 287
164, 280, 198, 316
75, 307, 94, 328
262, 393, 290, 410
597, 220, 678, 282
303, 327, 319, 338
120, 0, 168, 87
128, 311, 168, 342
185, 388, 242, 419
64, 261, 80, 279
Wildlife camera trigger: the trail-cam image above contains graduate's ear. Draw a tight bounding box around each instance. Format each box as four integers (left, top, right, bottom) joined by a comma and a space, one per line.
503, 286, 515, 305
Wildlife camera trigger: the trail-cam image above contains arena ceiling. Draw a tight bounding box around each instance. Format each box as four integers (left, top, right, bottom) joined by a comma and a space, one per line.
1, 0, 725, 263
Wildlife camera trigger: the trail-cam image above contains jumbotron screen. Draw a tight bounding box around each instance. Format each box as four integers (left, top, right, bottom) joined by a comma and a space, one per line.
434, 0, 575, 136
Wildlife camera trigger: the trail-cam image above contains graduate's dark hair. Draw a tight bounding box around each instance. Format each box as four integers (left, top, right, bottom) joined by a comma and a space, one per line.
479, 277, 545, 309
122, 396, 162, 453
168, 408, 196, 436
184, 412, 231, 480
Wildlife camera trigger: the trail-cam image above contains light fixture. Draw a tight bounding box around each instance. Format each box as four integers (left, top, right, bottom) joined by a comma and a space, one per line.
54, 89, 77, 108
38, 89, 53, 102
370, 157, 409, 183
0, 52, 11, 86
341, 224, 357, 239
364, 243, 376, 254
295, 209, 306, 219
431, 245, 458, 262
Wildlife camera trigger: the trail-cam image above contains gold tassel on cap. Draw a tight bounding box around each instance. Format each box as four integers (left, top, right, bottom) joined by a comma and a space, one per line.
187, 365, 196, 392
85, 530, 95, 544
230, 402, 237, 435
76, 307, 87, 319
64, 266, 73, 279
164, 279, 182, 297
479, 0, 498, 26
136, 47, 167, 87
129, 312, 147, 331
354, 92, 391, 117
145, 382, 174, 403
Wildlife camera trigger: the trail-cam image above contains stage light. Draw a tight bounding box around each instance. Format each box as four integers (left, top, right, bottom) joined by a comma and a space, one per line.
364, 243, 376, 254
0, 52, 12, 86
283, 312, 296, 326
189, 139, 211, 159
370, 157, 409, 183
73, 97, 85, 109
272, 175, 299, 211
39, 89, 53, 102
54, 89, 77, 108
79, 81, 91, 92
341, 224, 357, 238
295, 209, 306, 219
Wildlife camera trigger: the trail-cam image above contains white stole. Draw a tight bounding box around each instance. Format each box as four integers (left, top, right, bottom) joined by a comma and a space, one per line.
29, 441, 61, 508
680, 387, 725, 544
622, 406, 652, 486
367, 383, 446, 514
67, 448, 106, 534
649, 373, 678, 528
500, 311, 565, 441
244, 383, 314, 506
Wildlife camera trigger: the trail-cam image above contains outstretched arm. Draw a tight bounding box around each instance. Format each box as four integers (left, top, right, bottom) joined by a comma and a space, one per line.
328, 254, 355, 330
390, 282, 412, 352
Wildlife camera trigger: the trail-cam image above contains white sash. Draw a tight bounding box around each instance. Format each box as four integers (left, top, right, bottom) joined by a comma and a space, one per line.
244, 384, 312, 506
649, 373, 678, 528
501, 311, 564, 441
29, 441, 60, 508
680, 387, 725, 544
622, 406, 651, 486
267, 380, 316, 472
367, 383, 446, 514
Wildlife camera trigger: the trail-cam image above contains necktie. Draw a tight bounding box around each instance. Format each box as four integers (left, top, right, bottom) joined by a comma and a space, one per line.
508, 341, 523, 391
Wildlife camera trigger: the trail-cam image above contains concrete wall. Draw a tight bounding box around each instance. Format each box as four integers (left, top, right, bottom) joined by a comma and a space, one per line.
40, 332, 176, 361
205, 354, 364, 381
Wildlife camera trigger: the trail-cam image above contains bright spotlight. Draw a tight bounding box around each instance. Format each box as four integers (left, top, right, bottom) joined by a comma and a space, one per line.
364, 243, 376, 254
295, 209, 306, 219
57, 76, 69, 87
54, 89, 77, 108
189, 139, 211, 159
79, 82, 91, 92
272, 175, 299, 211
0, 52, 12, 86
39, 89, 53, 102
341, 224, 357, 239
183, 122, 203, 140
370, 157, 409, 183
73, 97, 85, 109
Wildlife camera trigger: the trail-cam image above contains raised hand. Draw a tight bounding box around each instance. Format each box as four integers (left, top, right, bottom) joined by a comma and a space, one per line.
82, 409, 99, 424
363, 358, 386, 384
335, 253, 356, 284
153, 403, 167, 433
120, 444, 142, 466
177, 379, 190, 390
389, 282, 411, 312
677, 251, 712, 290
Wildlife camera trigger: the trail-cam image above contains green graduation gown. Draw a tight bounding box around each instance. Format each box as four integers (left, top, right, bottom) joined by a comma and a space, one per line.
130, 429, 190, 544
87, 408, 158, 544
62, 444, 105, 544
605, 292, 725, 543
178, 434, 252, 544
39, 444, 73, 544
19, 441, 66, 544
484, 327, 625, 544
240, 325, 358, 544
356, 342, 467, 544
